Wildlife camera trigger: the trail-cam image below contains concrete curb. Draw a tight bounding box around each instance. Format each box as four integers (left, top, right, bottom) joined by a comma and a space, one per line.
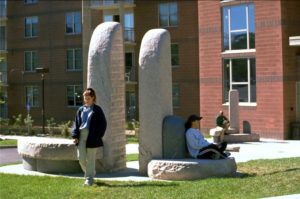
0, 145, 17, 149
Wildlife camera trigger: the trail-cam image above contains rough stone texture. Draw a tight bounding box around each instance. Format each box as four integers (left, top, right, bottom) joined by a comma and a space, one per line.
229, 90, 240, 134
162, 115, 186, 159
87, 22, 126, 173
224, 134, 260, 143
148, 158, 237, 181
18, 137, 103, 173
138, 29, 173, 176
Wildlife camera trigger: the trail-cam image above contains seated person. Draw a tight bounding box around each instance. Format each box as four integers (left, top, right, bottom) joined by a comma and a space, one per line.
216, 111, 230, 136
185, 114, 229, 159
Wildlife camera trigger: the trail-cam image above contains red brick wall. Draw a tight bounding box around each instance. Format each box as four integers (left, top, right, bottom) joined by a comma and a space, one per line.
7, 1, 82, 124
198, 1, 288, 139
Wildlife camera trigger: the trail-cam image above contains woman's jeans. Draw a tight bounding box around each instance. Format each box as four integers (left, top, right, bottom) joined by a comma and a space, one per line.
77, 129, 98, 179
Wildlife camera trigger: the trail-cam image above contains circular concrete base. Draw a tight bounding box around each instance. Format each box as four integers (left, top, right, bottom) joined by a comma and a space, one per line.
148, 158, 237, 180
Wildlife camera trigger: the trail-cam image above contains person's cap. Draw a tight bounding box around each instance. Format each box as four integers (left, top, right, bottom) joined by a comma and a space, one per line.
188, 114, 203, 121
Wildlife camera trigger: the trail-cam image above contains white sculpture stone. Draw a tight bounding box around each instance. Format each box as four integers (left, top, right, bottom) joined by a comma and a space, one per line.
148, 158, 237, 180
87, 22, 126, 173
138, 29, 173, 175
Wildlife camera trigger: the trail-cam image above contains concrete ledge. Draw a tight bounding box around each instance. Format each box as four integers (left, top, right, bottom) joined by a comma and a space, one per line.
148, 158, 237, 181
224, 134, 260, 143
17, 137, 104, 173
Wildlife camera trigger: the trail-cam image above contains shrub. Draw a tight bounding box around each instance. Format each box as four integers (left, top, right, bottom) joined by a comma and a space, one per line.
24, 114, 34, 135
59, 121, 72, 138
46, 117, 56, 135
12, 114, 23, 130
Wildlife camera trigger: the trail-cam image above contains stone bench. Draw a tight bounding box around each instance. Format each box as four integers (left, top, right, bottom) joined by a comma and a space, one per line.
148, 158, 237, 180
18, 137, 103, 174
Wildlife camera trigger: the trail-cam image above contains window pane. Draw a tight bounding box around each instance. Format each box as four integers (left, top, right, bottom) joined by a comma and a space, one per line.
159, 4, 168, 27
171, 44, 179, 66
67, 50, 73, 70
67, 86, 74, 106
25, 18, 31, 37
172, 84, 180, 107
230, 5, 246, 30
104, 15, 113, 22
25, 52, 32, 71
33, 87, 39, 106
248, 4, 255, 49
32, 52, 38, 70
75, 86, 83, 106
75, 49, 81, 69
66, 14, 73, 33
250, 58, 256, 102
223, 59, 230, 103
74, 13, 81, 33
125, 52, 133, 68
232, 85, 248, 102
232, 59, 248, 82
26, 87, 32, 105
124, 13, 134, 28
32, 17, 38, 36
169, 4, 178, 26
222, 7, 229, 51
231, 31, 247, 50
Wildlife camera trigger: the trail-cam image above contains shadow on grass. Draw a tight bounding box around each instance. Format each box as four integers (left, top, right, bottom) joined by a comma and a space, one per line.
94, 181, 178, 188
237, 167, 300, 178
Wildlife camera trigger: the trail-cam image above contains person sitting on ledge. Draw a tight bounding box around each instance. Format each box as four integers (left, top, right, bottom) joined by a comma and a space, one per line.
185, 114, 229, 159
216, 111, 230, 140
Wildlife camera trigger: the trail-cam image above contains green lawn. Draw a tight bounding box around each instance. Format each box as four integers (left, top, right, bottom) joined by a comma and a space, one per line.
0, 139, 17, 146
0, 158, 299, 199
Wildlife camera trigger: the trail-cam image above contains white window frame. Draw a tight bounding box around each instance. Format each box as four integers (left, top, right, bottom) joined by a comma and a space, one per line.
158, 3, 178, 28
66, 49, 82, 71
223, 58, 256, 106
67, 85, 82, 107
66, 12, 81, 35
222, 4, 254, 52
25, 86, 39, 108
24, 51, 38, 72
25, 16, 38, 38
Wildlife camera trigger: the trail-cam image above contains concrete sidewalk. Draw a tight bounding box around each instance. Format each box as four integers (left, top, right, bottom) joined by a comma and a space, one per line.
0, 137, 300, 182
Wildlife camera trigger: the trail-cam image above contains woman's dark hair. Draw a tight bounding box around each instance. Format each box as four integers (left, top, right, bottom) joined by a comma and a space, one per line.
83, 88, 97, 102
185, 114, 203, 132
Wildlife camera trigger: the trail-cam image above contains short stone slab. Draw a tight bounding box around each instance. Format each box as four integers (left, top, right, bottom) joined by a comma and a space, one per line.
224, 134, 260, 143
148, 158, 237, 181
18, 137, 103, 173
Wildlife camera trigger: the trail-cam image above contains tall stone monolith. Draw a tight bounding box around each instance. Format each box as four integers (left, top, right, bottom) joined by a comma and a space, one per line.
87, 22, 126, 173
138, 29, 173, 175
229, 90, 239, 133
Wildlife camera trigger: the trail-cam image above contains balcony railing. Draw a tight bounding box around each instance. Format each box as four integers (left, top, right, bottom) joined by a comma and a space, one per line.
91, 0, 134, 7
125, 67, 135, 82
124, 27, 134, 42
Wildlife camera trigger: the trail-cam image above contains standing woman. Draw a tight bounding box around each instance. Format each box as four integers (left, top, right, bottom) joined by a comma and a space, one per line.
72, 88, 107, 186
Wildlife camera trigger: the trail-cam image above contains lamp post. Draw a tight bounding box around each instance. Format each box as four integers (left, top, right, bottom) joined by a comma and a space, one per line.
36, 67, 49, 134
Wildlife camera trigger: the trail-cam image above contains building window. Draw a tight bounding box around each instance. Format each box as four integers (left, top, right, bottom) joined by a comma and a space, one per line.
124, 13, 134, 42
25, 0, 38, 4
25, 16, 38, 38
25, 51, 38, 72
222, 4, 255, 51
67, 49, 82, 71
172, 84, 180, 108
126, 91, 136, 121
26, 86, 39, 107
223, 58, 256, 103
159, 3, 178, 27
66, 12, 81, 34
125, 52, 135, 82
67, 85, 83, 107
171, 44, 179, 67
0, 26, 5, 51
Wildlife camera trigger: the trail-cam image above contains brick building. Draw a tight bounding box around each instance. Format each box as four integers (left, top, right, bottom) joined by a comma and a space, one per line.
2, 0, 300, 139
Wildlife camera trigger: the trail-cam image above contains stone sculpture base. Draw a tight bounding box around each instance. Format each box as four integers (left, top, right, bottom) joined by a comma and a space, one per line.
148, 158, 237, 180
18, 137, 104, 174
224, 134, 260, 143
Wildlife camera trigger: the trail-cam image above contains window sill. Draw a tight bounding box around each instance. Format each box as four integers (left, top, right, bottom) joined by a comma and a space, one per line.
66, 69, 82, 72
24, 71, 37, 73
222, 102, 257, 107
159, 25, 178, 29
222, 49, 256, 54
172, 65, 179, 69
65, 33, 82, 36
24, 36, 38, 39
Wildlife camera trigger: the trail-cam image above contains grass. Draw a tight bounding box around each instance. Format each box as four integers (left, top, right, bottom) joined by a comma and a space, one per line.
0, 158, 299, 199
126, 135, 138, 144
0, 139, 17, 146
126, 153, 138, 162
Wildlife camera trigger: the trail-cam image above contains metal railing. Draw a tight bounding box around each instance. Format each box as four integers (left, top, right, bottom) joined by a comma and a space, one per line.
125, 67, 135, 82
91, 0, 134, 7
124, 27, 134, 42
